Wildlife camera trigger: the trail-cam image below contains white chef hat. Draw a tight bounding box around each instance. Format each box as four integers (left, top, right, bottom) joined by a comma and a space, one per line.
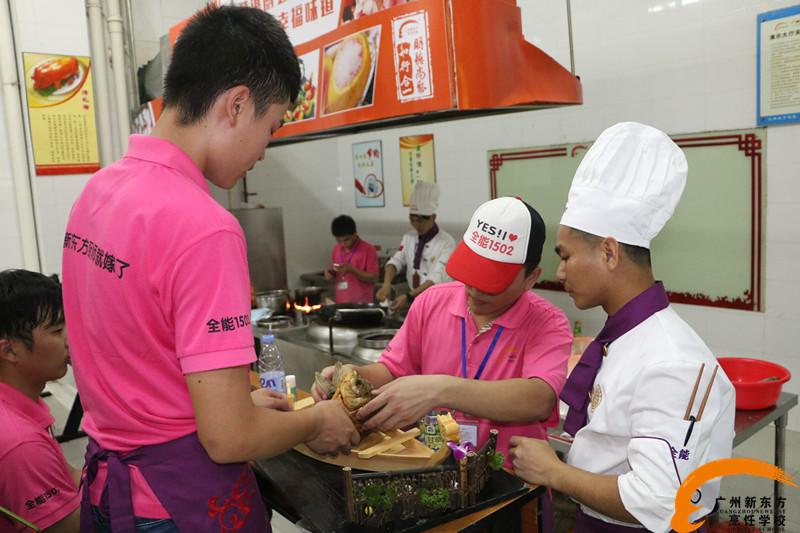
409, 181, 439, 216
559, 122, 688, 249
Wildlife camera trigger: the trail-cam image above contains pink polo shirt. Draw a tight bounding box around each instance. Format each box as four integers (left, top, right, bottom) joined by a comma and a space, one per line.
331, 238, 379, 303
379, 282, 572, 461
62, 135, 256, 516
0, 382, 79, 532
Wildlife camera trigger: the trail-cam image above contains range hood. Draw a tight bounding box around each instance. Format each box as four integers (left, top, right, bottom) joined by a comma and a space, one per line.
269, 0, 582, 144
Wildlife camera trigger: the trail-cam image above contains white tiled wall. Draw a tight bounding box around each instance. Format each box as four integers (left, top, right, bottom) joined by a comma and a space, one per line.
1, 0, 799, 429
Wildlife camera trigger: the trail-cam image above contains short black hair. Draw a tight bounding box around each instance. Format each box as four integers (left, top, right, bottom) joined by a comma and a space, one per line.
162, 5, 301, 125
0, 270, 64, 351
523, 262, 539, 277
331, 215, 357, 237
569, 228, 651, 267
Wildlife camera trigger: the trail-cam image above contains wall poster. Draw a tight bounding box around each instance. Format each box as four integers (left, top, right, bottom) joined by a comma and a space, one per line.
351, 140, 385, 207
488, 129, 765, 311
399, 134, 436, 206
757, 5, 800, 125
23, 52, 100, 175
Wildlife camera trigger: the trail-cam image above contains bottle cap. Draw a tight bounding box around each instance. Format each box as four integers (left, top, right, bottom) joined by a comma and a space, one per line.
286, 375, 297, 387
262, 334, 275, 343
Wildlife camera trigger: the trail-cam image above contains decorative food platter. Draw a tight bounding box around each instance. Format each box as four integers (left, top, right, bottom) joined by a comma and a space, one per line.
292, 395, 451, 472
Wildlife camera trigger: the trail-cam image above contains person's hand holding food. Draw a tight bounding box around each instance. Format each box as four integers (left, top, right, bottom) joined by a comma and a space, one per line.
358, 374, 441, 432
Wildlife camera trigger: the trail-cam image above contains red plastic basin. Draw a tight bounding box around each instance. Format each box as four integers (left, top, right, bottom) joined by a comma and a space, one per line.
717, 357, 791, 410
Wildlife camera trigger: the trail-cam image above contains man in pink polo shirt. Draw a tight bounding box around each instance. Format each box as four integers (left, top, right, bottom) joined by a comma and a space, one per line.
313, 197, 572, 459
62, 6, 357, 533
0, 270, 79, 532
324, 215, 379, 303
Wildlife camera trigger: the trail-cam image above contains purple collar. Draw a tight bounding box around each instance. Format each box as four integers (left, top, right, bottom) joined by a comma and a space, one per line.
413, 223, 439, 270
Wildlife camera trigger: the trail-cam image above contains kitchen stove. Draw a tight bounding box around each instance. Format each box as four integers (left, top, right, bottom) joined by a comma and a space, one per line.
265, 313, 404, 364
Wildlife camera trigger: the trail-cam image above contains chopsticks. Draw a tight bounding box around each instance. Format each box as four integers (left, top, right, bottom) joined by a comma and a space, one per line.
683, 364, 718, 445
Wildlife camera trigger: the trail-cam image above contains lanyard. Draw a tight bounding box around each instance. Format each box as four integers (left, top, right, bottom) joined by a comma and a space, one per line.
461, 317, 504, 380
339, 238, 361, 265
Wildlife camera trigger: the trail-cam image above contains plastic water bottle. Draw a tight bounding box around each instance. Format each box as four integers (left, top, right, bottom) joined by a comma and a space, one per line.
258, 334, 286, 395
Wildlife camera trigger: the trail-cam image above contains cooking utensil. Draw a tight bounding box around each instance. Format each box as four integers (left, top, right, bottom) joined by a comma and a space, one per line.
351, 329, 398, 363
255, 290, 291, 314
294, 286, 324, 308
317, 303, 385, 327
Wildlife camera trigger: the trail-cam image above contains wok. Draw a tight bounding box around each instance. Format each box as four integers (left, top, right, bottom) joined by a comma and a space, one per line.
316, 303, 385, 327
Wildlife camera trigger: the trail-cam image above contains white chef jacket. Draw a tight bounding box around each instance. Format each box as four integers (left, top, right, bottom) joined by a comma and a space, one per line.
566, 306, 736, 533
386, 229, 456, 289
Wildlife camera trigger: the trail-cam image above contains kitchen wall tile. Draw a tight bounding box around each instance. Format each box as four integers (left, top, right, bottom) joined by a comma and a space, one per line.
0, 212, 23, 270
601, 101, 655, 132
702, 89, 756, 132
704, 53, 754, 93
36, 204, 59, 242
30, 0, 86, 29
649, 94, 708, 136
766, 242, 800, 282
766, 203, 800, 243
159, 0, 203, 19
764, 280, 800, 321
704, 308, 765, 356
768, 128, 800, 164
0, 180, 19, 210
131, 0, 164, 43
764, 316, 800, 355
12, 0, 37, 23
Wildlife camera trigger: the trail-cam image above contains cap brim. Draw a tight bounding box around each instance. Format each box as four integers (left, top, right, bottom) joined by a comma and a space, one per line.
446, 241, 523, 294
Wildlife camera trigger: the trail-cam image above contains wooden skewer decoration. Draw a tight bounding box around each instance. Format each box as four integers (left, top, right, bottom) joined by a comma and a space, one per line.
695, 365, 718, 422
684, 363, 706, 420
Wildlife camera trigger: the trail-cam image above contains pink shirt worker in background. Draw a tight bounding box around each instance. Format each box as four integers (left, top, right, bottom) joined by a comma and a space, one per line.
324, 215, 379, 303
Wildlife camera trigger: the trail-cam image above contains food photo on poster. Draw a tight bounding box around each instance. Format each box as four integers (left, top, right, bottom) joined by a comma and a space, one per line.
284, 51, 320, 124
25, 54, 89, 108
322, 26, 380, 115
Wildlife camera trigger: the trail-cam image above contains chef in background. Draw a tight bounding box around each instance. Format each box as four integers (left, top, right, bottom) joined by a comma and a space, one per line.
324, 215, 379, 303
508, 122, 736, 533
375, 181, 455, 310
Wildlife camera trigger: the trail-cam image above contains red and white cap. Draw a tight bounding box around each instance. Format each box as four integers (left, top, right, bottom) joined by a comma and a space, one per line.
446, 197, 545, 294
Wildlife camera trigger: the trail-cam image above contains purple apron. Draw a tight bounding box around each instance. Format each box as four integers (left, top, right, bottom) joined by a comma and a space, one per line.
574, 505, 708, 533
80, 432, 271, 533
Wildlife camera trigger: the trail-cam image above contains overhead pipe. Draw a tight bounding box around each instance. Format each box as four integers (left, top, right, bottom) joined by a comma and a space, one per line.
105, 0, 130, 153
85, 0, 115, 166
0, 0, 41, 270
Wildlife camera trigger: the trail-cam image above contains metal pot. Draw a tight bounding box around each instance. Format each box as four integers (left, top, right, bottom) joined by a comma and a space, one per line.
255, 290, 291, 315
317, 303, 385, 327
294, 286, 324, 308
351, 328, 399, 362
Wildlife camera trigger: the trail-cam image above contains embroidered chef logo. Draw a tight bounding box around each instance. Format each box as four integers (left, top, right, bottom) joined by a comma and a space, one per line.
589, 384, 602, 411
469, 219, 518, 258
670, 458, 797, 533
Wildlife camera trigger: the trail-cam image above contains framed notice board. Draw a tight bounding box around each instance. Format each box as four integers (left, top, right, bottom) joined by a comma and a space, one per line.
488, 129, 764, 311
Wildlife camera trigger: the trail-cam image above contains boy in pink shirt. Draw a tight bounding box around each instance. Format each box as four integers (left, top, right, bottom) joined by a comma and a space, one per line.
312, 197, 572, 530
62, 6, 358, 533
324, 215, 379, 303
315, 196, 571, 458
0, 269, 79, 532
